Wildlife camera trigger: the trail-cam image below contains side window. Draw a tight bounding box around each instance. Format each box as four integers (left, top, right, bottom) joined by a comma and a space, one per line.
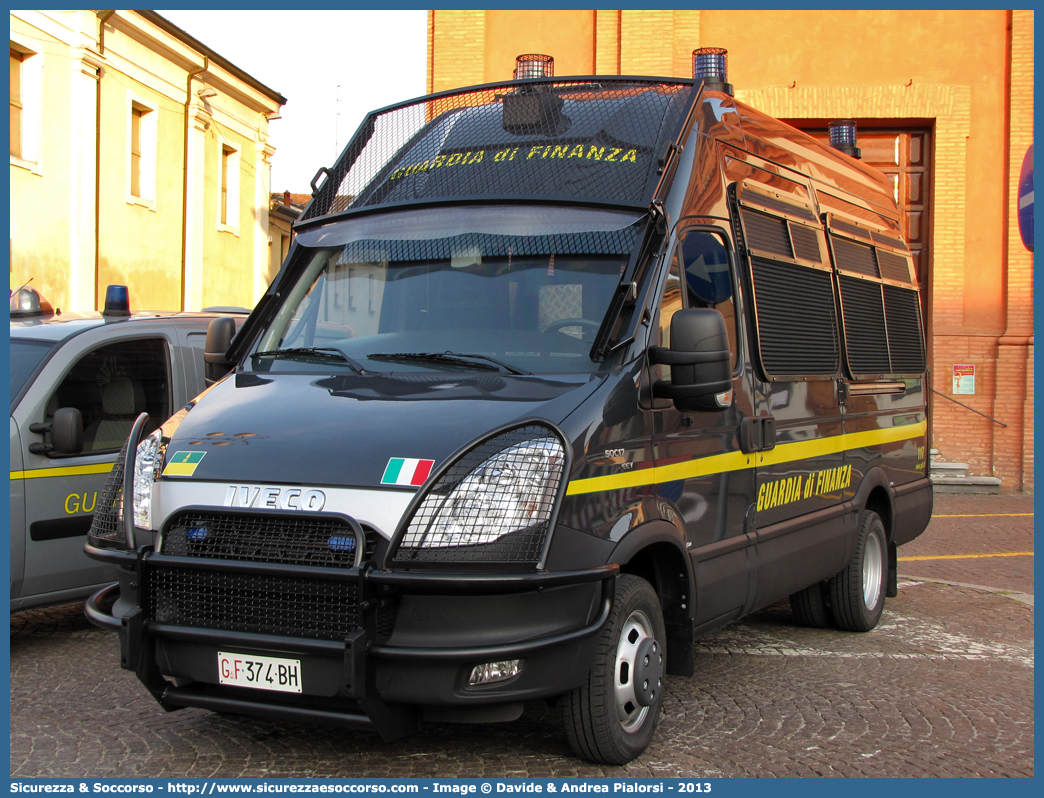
46, 338, 170, 454
181, 331, 208, 400
826, 216, 926, 378
656, 254, 684, 351
651, 253, 685, 392
678, 230, 739, 371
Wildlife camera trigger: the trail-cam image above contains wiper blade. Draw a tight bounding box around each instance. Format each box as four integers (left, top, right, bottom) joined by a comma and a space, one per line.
252, 347, 368, 373
369, 352, 530, 375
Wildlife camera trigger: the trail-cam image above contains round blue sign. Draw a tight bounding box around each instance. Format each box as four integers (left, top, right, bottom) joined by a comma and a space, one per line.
1018, 144, 1033, 252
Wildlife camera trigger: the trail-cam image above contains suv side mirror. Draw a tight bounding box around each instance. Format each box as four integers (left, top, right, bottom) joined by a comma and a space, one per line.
204, 316, 237, 386
51, 407, 84, 454
29, 407, 84, 456
649, 308, 732, 412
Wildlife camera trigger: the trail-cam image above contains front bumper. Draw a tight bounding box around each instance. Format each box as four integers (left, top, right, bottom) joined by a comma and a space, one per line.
84, 543, 616, 739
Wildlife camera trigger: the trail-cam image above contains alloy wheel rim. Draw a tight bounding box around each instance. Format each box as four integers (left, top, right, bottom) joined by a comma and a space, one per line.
614, 609, 655, 731
862, 527, 884, 609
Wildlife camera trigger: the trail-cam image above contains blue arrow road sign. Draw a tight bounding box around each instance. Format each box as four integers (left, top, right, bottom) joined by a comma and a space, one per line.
1018, 144, 1033, 252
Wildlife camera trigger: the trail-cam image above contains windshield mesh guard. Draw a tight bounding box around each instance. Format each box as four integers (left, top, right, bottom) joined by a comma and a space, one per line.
302, 78, 695, 222
335, 226, 641, 265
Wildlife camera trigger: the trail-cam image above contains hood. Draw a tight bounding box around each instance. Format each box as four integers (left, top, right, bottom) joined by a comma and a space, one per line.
161, 370, 602, 488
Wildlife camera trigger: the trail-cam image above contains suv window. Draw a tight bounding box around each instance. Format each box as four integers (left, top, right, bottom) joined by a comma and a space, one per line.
46, 338, 171, 454
11, 339, 56, 407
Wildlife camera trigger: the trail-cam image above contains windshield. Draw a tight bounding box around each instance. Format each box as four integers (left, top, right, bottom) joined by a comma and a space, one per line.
254, 206, 643, 375
10, 338, 57, 406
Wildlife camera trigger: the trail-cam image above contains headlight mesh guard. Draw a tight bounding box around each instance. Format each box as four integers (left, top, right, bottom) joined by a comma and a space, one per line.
390, 423, 567, 567
88, 443, 128, 545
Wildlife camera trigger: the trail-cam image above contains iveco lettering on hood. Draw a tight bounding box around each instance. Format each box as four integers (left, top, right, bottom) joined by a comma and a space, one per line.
86, 50, 932, 765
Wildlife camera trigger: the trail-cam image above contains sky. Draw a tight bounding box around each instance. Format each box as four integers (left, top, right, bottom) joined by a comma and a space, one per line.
157, 9, 428, 195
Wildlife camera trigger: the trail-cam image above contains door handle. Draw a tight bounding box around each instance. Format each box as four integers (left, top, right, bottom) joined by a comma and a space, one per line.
740, 415, 776, 454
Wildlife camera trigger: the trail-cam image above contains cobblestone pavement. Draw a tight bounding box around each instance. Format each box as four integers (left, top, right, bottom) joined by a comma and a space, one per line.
10, 496, 1033, 778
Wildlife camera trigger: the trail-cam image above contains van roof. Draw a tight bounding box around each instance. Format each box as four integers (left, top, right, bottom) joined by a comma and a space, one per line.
724, 95, 897, 217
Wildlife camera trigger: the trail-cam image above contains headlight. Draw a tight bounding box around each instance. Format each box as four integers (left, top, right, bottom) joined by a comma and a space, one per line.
393, 424, 567, 565
132, 429, 165, 530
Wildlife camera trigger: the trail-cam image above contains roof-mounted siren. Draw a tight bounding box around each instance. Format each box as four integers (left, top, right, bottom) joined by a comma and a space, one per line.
9, 286, 55, 319
102, 284, 131, 318
504, 53, 566, 134
693, 47, 733, 96
828, 120, 862, 160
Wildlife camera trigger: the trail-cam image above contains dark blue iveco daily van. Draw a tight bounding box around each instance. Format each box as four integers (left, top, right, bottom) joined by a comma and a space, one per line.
86, 51, 932, 764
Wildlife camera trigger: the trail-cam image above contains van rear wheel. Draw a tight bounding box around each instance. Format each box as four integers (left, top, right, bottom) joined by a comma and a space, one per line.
790, 580, 832, 627
561, 574, 666, 765
830, 510, 888, 632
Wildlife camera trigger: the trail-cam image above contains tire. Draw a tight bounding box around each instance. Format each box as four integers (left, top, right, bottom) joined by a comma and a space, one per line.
790, 580, 832, 628
830, 510, 888, 632
561, 574, 667, 765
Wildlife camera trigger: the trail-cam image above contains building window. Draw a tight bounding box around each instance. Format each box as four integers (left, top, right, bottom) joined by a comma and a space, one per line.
218, 140, 240, 232
10, 39, 41, 168
11, 47, 23, 158
130, 107, 143, 196
220, 146, 231, 224
126, 94, 157, 206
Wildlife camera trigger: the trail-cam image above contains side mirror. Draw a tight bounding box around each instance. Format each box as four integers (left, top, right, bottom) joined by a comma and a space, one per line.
649, 308, 732, 412
29, 407, 84, 456
204, 316, 237, 386
51, 407, 84, 454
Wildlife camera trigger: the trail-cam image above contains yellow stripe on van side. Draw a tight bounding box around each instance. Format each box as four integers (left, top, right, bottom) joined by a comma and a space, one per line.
10, 463, 115, 480
565, 421, 926, 496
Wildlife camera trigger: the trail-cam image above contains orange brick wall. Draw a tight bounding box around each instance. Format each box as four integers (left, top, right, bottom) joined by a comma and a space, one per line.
593, 11, 619, 75
428, 9, 1035, 491
931, 338, 999, 476
428, 10, 485, 94
992, 10, 1034, 491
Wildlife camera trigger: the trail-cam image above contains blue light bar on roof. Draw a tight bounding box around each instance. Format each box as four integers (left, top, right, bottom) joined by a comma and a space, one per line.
103, 284, 131, 317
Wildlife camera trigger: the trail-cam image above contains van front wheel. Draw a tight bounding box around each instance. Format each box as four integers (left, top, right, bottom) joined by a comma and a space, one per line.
830, 510, 888, 632
561, 574, 666, 765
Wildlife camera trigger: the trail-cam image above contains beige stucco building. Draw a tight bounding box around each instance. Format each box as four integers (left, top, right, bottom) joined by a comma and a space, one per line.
267, 191, 307, 286
10, 10, 286, 313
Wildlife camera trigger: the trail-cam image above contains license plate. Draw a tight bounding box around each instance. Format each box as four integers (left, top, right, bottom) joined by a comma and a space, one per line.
218, 651, 302, 693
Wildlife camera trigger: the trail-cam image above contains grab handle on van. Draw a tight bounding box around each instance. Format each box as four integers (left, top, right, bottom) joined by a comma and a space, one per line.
740, 415, 776, 454
123, 412, 150, 551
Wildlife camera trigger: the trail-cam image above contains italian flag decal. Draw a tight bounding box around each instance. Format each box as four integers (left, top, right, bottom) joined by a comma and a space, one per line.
382, 457, 435, 486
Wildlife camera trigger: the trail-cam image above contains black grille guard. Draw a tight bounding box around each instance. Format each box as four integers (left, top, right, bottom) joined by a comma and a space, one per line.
83, 543, 615, 743
83, 417, 618, 741
83, 544, 617, 662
